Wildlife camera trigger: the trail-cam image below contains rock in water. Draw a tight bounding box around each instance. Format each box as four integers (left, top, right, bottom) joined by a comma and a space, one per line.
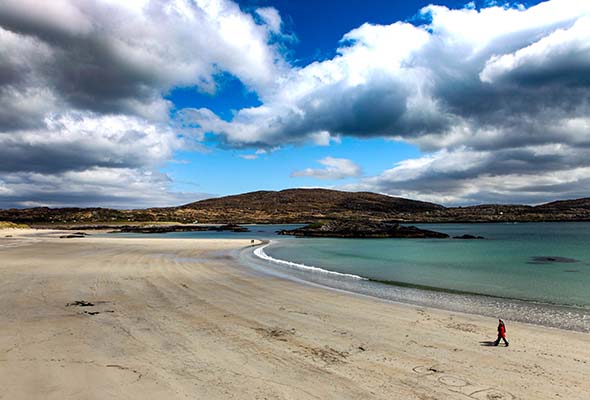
278, 220, 449, 239
453, 234, 485, 239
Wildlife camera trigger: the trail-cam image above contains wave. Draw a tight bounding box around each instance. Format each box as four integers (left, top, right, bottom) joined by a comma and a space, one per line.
253, 242, 367, 281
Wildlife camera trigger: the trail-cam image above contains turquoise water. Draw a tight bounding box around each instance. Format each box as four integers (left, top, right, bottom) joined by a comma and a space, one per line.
264, 223, 590, 309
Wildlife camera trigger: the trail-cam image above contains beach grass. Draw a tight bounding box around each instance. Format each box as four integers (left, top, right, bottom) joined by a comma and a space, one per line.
0, 221, 29, 229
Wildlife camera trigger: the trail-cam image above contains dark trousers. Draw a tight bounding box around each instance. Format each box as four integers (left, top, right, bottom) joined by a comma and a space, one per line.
494, 336, 509, 346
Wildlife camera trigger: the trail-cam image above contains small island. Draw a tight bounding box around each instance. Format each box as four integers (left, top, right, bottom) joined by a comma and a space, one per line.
278, 220, 449, 239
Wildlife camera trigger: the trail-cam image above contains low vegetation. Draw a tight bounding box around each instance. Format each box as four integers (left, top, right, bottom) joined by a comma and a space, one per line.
0, 221, 30, 229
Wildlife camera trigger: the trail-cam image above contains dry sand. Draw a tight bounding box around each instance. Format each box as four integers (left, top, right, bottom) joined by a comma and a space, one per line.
0, 230, 588, 399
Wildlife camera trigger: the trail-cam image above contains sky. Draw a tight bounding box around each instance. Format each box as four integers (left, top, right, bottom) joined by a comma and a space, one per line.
0, 0, 589, 208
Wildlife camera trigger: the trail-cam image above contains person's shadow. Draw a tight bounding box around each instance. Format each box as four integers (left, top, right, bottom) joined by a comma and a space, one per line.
479, 341, 496, 346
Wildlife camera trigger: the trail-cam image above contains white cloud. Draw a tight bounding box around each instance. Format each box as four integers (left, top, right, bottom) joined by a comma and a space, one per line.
292, 157, 362, 180
0, 0, 288, 207
239, 154, 259, 160
2, 0, 590, 206
256, 7, 282, 35
0, 112, 180, 173
342, 144, 590, 205
238, 148, 277, 160
0, 167, 211, 209
0, 0, 287, 105
184, 0, 590, 204
0, 0, 290, 133
479, 16, 590, 84
186, 0, 590, 149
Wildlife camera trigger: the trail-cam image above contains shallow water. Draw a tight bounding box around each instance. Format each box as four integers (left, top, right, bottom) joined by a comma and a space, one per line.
264, 223, 590, 309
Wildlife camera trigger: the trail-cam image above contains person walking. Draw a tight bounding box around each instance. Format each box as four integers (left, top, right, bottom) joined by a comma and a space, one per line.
494, 319, 509, 347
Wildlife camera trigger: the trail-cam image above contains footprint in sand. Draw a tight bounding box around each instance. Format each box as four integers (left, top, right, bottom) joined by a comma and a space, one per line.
469, 388, 515, 399
412, 365, 515, 399
438, 375, 469, 387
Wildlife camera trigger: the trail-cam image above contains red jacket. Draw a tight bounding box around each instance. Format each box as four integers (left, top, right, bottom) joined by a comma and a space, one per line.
498, 324, 506, 338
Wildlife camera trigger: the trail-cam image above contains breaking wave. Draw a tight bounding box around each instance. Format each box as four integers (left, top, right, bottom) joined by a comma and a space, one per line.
253, 242, 367, 281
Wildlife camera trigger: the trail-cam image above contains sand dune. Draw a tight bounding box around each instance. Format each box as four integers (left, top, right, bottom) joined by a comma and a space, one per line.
0, 231, 588, 399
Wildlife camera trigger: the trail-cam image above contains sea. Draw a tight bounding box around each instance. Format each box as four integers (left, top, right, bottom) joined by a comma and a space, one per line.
109, 222, 590, 332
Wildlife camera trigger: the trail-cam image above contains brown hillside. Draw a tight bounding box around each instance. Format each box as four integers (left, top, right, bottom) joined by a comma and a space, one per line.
534, 198, 590, 210
175, 189, 445, 223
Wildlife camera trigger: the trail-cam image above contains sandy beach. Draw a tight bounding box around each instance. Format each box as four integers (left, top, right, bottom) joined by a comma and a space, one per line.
1, 230, 589, 399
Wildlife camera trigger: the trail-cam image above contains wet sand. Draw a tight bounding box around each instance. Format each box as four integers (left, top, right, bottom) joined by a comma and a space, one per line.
0, 230, 589, 399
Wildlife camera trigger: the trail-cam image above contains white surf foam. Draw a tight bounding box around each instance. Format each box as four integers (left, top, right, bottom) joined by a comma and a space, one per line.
253, 242, 367, 281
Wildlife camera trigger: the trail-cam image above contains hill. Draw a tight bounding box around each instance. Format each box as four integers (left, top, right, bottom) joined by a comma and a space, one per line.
0, 189, 589, 226
425, 199, 590, 222
174, 189, 444, 223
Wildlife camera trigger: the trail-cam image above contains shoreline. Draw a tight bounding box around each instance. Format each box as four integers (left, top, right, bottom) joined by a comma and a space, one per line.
249, 241, 590, 333
245, 244, 582, 338
1, 231, 589, 399
7, 228, 588, 332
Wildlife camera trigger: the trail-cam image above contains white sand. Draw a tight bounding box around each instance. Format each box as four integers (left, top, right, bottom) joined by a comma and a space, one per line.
0, 231, 588, 399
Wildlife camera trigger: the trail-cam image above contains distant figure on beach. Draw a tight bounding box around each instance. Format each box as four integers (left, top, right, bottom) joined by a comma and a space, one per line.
494, 319, 509, 347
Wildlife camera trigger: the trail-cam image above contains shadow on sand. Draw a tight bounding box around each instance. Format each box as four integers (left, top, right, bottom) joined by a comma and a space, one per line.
479, 341, 497, 346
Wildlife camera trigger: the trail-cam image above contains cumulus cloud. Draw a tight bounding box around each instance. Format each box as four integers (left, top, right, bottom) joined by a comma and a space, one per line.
2, 0, 590, 207
187, 0, 590, 147
0, 0, 287, 123
292, 157, 362, 180
0, 0, 287, 207
479, 16, 590, 86
186, 0, 590, 204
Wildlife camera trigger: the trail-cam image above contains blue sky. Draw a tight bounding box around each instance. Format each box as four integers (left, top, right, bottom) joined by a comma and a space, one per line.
1, 0, 589, 208
163, 138, 421, 195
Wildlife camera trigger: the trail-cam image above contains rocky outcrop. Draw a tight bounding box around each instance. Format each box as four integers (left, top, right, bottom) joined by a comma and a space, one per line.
278, 220, 449, 239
